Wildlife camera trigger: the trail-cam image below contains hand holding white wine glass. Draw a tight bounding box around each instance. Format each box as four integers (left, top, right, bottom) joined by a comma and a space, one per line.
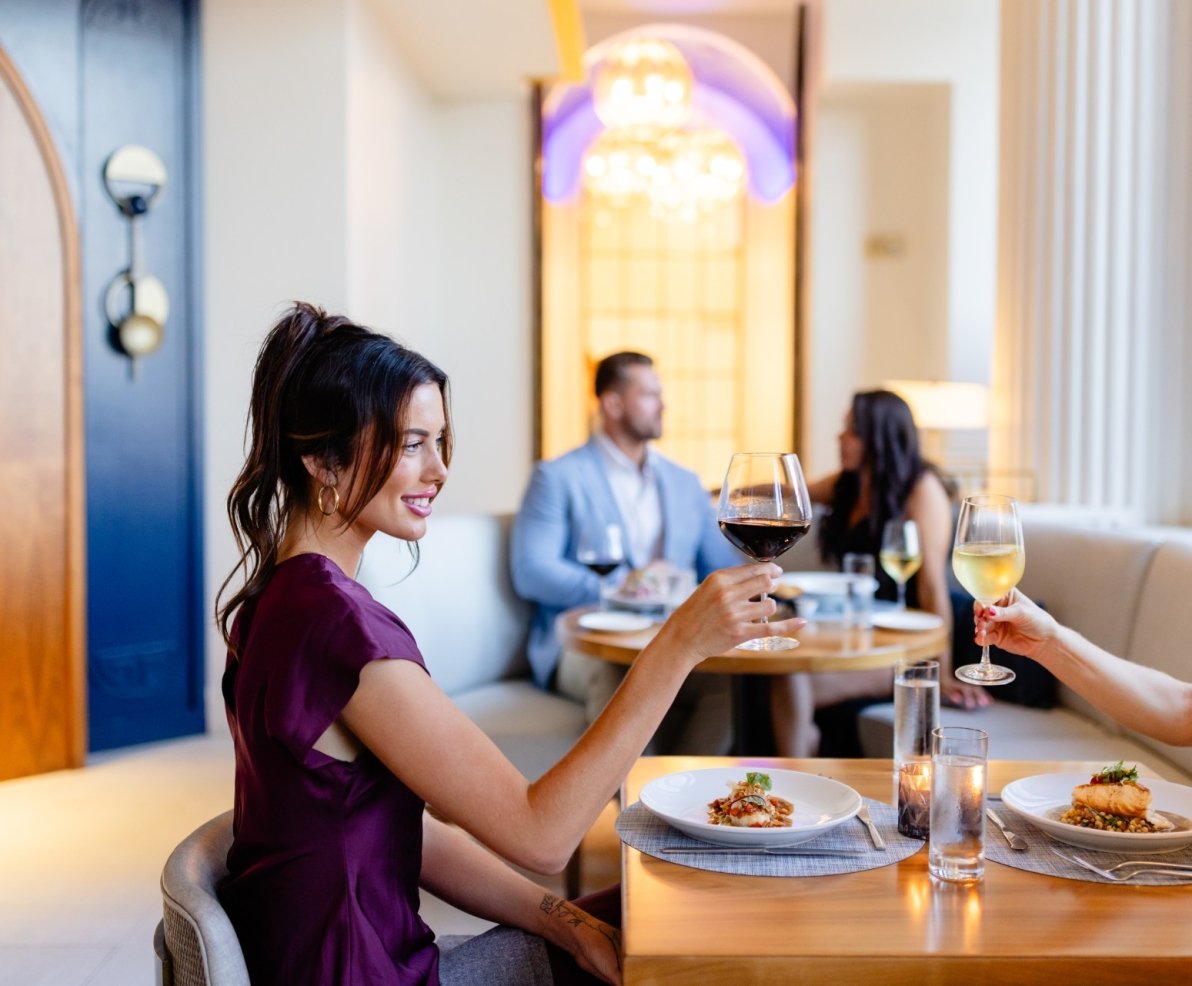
880, 518, 922, 611
717, 452, 813, 651
576, 520, 626, 611
951, 494, 1025, 685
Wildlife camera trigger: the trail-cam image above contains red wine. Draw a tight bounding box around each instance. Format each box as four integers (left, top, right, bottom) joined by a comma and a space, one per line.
719, 519, 811, 561
581, 559, 621, 577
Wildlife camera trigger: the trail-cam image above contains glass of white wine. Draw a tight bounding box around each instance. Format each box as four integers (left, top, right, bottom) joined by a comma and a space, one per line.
951, 494, 1025, 685
880, 518, 922, 611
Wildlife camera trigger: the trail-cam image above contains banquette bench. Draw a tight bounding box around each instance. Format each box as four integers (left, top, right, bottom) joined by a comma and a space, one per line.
357, 508, 1192, 786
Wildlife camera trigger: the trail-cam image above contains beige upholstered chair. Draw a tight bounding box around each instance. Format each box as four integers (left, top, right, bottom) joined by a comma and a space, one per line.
155, 810, 250, 986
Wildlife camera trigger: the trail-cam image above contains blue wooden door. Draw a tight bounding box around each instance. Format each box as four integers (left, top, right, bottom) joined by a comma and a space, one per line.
80, 0, 204, 749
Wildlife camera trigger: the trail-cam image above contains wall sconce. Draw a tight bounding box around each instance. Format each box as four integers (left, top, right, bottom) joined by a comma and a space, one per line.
102, 144, 169, 378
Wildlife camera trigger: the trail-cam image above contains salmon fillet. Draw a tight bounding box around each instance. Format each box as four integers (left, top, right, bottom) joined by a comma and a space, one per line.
1072, 780, 1151, 818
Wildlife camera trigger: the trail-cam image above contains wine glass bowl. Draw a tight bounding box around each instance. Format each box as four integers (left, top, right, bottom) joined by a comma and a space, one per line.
717, 453, 813, 651
880, 519, 923, 611
577, 521, 627, 610
951, 494, 1025, 685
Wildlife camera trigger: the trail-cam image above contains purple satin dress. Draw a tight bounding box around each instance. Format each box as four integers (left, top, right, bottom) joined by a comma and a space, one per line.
218, 554, 439, 985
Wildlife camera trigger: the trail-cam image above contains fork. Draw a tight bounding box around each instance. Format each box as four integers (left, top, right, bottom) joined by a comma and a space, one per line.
1050, 847, 1192, 880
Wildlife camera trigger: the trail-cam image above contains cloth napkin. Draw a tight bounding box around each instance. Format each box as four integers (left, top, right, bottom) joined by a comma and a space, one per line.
615, 797, 922, 878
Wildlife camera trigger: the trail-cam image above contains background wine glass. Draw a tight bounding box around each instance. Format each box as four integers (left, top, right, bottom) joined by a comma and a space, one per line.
576, 521, 626, 610
717, 452, 813, 651
951, 494, 1025, 684
880, 518, 922, 611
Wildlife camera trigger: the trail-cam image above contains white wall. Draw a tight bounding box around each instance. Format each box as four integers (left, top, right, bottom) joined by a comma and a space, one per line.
805, 0, 999, 477
202, 0, 537, 727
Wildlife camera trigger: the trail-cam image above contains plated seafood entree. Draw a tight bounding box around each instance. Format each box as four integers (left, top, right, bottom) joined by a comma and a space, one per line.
1059, 762, 1175, 833
707, 772, 794, 828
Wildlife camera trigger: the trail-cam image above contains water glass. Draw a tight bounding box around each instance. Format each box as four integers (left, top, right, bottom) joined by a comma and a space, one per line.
893, 659, 940, 765
928, 726, 988, 883
842, 552, 876, 628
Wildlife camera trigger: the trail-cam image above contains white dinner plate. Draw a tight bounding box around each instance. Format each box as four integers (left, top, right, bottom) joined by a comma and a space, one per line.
1000, 772, 1192, 853
777, 571, 879, 597
577, 611, 654, 632
639, 767, 862, 846
871, 610, 945, 631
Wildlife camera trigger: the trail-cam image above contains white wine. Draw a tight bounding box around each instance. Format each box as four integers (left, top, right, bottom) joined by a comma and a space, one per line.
952, 543, 1025, 604
880, 550, 923, 585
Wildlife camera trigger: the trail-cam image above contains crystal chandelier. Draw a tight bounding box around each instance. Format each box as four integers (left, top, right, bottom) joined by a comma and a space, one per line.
591, 38, 694, 133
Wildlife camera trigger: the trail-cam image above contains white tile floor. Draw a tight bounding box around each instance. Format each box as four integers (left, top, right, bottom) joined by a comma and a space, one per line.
0, 732, 617, 986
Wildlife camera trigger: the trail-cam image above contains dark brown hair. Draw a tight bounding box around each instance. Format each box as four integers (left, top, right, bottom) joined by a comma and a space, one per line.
819, 389, 927, 564
593, 351, 653, 396
215, 302, 451, 651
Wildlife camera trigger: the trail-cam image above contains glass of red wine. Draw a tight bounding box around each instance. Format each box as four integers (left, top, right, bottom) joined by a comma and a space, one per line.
717, 452, 813, 650
576, 521, 627, 610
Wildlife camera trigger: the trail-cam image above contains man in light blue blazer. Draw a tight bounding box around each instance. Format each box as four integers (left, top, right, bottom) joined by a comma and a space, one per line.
511, 352, 740, 753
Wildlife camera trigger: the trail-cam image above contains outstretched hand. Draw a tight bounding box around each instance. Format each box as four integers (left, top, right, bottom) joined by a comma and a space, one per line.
653, 563, 805, 663
973, 588, 1059, 659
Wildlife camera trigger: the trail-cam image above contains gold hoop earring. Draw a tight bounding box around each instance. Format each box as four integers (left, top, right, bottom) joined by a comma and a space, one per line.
317, 484, 340, 516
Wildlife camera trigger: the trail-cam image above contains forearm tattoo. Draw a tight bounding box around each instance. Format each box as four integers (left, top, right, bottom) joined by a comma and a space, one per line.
540, 893, 622, 954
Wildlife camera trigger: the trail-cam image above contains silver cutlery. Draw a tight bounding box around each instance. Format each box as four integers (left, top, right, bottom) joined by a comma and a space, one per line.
1049, 847, 1192, 881
986, 807, 1028, 850
855, 804, 886, 850
662, 845, 864, 857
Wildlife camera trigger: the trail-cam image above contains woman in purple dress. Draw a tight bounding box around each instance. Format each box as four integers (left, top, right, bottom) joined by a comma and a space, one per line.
215, 303, 802, 986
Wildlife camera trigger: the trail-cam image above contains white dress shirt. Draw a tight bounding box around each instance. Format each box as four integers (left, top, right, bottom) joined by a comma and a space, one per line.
593, 431, 663, 567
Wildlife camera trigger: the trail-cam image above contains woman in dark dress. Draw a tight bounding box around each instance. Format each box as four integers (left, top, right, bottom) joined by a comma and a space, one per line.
215, 303, 802, 986
770, 390, 988, 757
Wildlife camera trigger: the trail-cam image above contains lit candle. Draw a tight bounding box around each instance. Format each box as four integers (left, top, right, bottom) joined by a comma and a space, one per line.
898, 760, 932, 839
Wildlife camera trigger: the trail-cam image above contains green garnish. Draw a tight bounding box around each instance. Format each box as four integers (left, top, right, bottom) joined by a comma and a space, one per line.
1092, 761, 1139, 784
744, 771, 772, 791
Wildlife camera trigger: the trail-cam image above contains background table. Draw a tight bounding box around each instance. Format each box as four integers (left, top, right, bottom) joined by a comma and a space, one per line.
557, 606, 948, 674
559, 607, 948, 752
619, 756, 1192, 984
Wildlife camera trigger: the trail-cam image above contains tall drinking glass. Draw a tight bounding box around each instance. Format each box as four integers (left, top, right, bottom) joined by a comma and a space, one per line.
880, 518, 922, 611
928, 726, 988, 883
951, 494, 1025, 685
717, 452, 813, 651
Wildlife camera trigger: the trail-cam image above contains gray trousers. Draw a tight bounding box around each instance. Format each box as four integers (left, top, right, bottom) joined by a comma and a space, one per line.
438, 928, 553, 984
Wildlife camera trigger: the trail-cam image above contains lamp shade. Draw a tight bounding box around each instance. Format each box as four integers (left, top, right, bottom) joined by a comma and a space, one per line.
883, 380, 990, 431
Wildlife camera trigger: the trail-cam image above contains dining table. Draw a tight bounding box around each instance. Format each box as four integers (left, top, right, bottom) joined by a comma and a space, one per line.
557, 605, 949, 751
616, 755, 1192, 984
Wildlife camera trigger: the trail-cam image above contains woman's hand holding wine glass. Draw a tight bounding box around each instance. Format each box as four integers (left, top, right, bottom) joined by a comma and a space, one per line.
951, 494, 1025, 685
716, 452, 813, 651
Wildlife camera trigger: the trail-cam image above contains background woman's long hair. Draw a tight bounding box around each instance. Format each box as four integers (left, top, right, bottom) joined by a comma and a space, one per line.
215, 302, 451, 653
818, 389, 926, 565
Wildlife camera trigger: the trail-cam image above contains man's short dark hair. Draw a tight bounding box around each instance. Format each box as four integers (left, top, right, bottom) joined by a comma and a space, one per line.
594, 351, 653, 397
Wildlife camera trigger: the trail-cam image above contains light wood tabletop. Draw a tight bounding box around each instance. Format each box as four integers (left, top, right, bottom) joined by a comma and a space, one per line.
618, 756, 1192, 984
557, 606, 948, 674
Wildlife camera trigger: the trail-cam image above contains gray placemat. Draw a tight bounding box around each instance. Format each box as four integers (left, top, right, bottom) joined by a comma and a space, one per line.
616, 797, 922, 877
985, 814, 1192, 885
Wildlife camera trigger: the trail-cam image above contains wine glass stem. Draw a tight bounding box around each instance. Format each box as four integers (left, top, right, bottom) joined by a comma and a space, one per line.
599, 574, 609, 611
896, 582, 906, 611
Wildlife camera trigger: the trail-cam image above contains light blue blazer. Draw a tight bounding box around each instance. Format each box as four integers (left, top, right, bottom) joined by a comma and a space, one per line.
510, 439, 740, 687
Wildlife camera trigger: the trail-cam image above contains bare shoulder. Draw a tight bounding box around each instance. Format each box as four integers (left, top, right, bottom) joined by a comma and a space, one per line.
807, 472, 840, 505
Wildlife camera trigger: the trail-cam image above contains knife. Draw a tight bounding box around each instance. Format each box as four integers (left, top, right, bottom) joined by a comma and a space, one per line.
856, 804, 886, 850
986, 807, 1028, 850
662, 845, 865, 856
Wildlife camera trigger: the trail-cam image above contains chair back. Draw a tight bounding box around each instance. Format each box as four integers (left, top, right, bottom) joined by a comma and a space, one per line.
158, 810, 249, 986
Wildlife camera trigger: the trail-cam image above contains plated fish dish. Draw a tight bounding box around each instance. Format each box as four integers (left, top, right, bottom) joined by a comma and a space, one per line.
1059, 762, 1175, 833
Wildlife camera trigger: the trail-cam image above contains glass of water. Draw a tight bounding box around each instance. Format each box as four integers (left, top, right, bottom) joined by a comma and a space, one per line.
928, 726, 988, 883
893, 659, 940, 766
841, 552, 876, 628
